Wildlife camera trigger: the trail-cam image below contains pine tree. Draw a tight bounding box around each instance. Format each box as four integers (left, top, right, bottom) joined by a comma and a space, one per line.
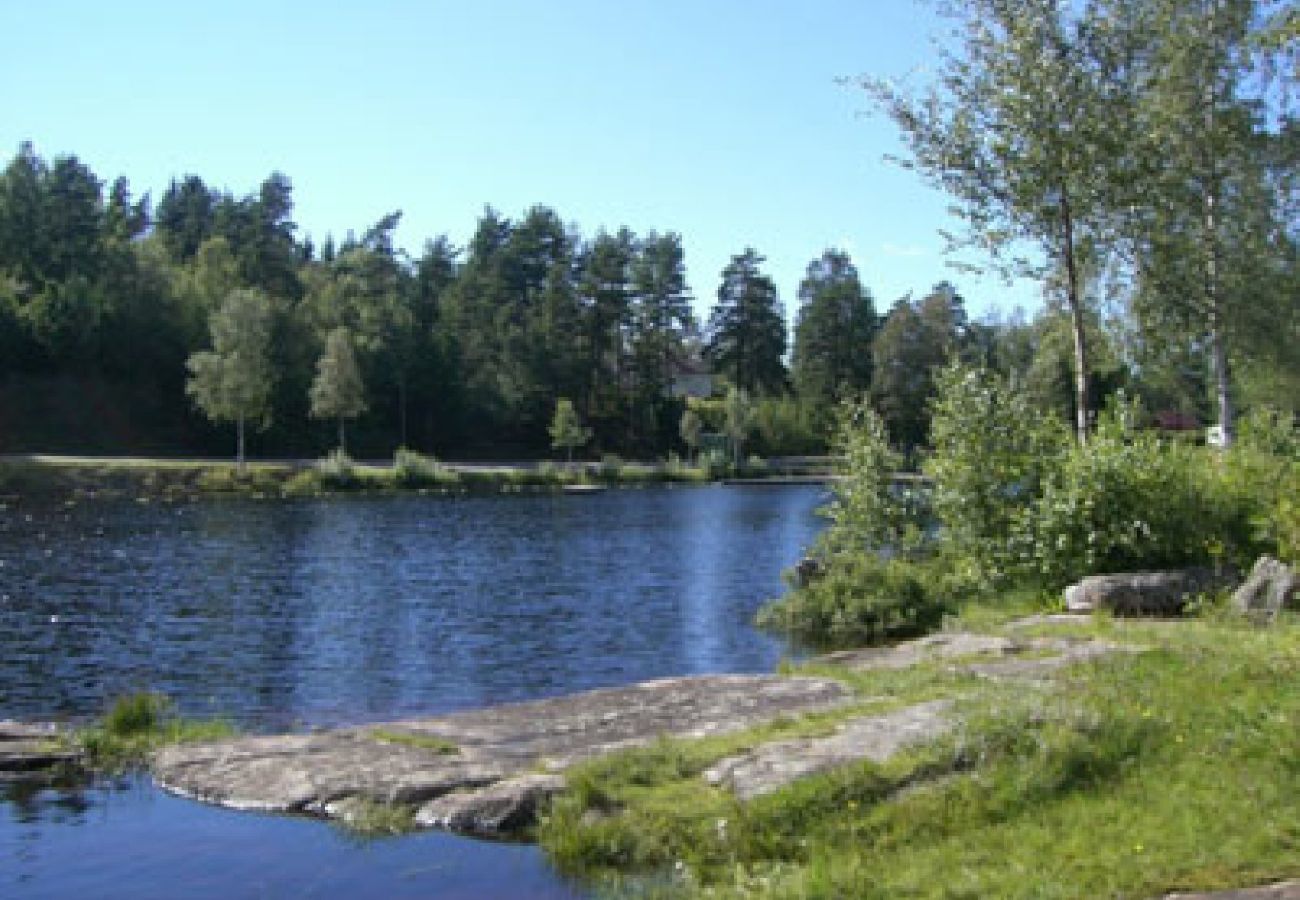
705, 249, 787, 396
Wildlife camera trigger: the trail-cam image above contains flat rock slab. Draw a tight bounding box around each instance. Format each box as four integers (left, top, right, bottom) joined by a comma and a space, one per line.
0, 721, 80, 778
415, 773, 567, 834
704, 699, 954, 800
152, 674, 851, 830
816, 631, 1133, 681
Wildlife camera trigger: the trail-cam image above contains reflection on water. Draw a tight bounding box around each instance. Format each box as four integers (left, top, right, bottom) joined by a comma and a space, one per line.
0, 485, 823, 728
0, 484, 825, 898
2, 775, 583, 900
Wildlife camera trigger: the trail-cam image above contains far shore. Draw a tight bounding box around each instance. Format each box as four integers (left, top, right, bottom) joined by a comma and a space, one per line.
0, 452, 848, 501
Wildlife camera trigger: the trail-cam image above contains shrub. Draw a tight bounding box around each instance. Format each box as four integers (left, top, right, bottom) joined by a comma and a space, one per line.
1227, 407, 1300, 563
756, 555, 949, 649
819, 398, 915, 557
317, 448, 358, 490
281, 469, 322, 496
926, 363, 1068, 586
78, 692, 236, 767
699, 447, 730, 479
103, 692, 171, 737
393, 447, 453, 487
1023, 397, 1260, 586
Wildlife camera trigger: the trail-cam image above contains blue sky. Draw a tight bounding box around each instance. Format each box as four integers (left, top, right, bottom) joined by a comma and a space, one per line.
2, 1, 1041, 323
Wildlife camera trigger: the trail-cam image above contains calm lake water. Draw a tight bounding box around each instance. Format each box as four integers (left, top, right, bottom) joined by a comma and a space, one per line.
0, 483, 825, 898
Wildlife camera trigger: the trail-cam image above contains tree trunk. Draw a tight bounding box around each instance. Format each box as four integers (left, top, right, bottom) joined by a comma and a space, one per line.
1060, 191, 1090, 445
1209, 297, 1232, 447
236, 415, 246, 472
338, 417, 346, 455
1202, 23, 1233, 448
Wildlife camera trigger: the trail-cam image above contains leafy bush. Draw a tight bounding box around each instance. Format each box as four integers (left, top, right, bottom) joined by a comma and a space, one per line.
751, 396, 826, 456
819, 398, 916, 557
393, 447, 453, 487
1219, 408, 1299, 564
1023, 397, 1260, 586
699, 447, 730, 479
281, 469, 322, 496
316, 448, 358, 489
757, 555, 949, 648
926, 363, 1068, 586
103, 692, 171, 737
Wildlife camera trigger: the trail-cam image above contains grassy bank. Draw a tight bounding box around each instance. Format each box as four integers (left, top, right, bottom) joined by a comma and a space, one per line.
68, 692, 236, 770
0, 450, 788, 501
537, 611, 1300, 898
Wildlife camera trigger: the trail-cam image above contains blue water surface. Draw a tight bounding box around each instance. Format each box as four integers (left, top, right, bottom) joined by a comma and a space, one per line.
0, 484, 825, 898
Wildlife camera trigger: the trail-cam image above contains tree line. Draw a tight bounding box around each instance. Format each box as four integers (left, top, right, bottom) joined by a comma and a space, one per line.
0, 0, 1294, 462
0, 143, 941, 460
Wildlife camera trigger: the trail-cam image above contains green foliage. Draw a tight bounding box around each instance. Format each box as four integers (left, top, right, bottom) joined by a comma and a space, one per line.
679, 408, 703, 458
704, 248, 787, 396
316, 448, 359, 489
790, 249, 877, 420
926, 362, 1069, 586
309, 326, 367, 451
722, 386, 757, 466
76, 692, 235, 768
819, 398, 911, 557
1024, 397, 1261, 586
1225, 407, 1300, 563
103, 691, 169, 736
756, 555, 949, 649
751, 396, 825, 456
185, 288, 275, 464
392, 447, 455, 488
549, 398, 591, 462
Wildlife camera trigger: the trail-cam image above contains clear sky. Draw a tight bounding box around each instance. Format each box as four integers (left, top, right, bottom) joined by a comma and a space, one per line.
1, 1, 1042, 324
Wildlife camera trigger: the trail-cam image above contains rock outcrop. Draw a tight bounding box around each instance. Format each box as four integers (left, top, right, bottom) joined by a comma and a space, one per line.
1230, 556, 1298, 624
704, 700, 954, 800
152, 674, 852, 832
1063, 569, 1233, 615
0, 721, 80, 779
817, 630, 1133, 681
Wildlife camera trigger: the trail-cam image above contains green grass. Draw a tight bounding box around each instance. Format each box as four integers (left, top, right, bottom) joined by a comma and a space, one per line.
538, 615, 1300, 898
328, 796, 420, 838
1, 455, 741, 501
72, 692, 236, 769
365, 728, 459, 755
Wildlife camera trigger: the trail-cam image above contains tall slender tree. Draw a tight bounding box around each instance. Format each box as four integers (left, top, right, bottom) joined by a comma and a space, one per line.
186, 288, 276, 468
864, 0, 1138, 442
309, 326, 367, 454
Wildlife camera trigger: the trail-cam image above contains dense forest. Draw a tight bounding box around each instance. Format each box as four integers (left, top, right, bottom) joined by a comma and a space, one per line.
0, 2, 1294, 461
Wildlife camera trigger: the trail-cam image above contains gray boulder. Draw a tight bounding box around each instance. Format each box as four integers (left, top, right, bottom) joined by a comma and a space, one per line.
1063, 569, 1232, 616
1230, 556, 1298, 624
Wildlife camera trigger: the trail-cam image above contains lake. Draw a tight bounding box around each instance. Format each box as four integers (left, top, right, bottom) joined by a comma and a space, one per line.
0, 483, 825, 898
